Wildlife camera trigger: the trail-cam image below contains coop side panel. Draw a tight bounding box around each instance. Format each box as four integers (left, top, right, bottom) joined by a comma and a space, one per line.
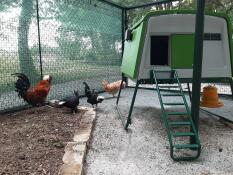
121, 22, 146, 80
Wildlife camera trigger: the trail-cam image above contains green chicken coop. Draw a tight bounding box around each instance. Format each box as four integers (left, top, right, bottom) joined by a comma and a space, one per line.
121, 10, 233, 82
117, 10, 233, 161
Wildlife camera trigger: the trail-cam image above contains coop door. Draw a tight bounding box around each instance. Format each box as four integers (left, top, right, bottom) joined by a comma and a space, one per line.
171, 34, 195, 69
150, 36, 169, 66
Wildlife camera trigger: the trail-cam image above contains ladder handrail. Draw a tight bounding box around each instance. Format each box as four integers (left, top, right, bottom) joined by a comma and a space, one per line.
174, 71, 200, 145
152, 70, 173, 147
152, 69, 201, 161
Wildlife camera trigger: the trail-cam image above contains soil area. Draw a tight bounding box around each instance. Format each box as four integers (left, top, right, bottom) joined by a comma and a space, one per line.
0, 106, 85, 175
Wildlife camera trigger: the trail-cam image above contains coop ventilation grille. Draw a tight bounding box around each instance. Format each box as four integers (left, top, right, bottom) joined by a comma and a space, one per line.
204, 33, 221, 40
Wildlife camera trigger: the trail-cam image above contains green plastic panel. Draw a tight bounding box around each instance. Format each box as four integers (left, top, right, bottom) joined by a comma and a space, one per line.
171, 34, 195, 69
121, 22, 146, 79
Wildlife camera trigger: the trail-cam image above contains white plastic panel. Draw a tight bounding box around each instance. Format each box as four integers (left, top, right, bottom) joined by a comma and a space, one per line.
138, 14, 232, 80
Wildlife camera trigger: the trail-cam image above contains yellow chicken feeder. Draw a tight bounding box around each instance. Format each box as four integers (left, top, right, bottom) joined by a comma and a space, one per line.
200, 85, 223, 108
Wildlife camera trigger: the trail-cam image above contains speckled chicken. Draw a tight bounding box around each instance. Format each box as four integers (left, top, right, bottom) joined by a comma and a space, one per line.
102, 80, 125, 97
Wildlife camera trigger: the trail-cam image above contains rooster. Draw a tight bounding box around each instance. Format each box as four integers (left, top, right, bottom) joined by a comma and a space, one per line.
102, 80, 126, 97
58, 91, 79, 114
12, 73, 52, 106
83, 82, 104, 107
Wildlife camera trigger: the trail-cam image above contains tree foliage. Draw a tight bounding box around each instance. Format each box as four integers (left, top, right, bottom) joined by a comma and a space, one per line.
53, 1, 122, 61
0, 0, 40, 80
127, 0, 233, 28
0, 0, 20, 11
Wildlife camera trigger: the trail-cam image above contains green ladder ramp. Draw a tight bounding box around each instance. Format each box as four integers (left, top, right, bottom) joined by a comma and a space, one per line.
151, 70, 201, 161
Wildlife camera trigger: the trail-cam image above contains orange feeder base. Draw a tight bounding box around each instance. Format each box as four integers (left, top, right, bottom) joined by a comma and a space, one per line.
200, 86, 223, 108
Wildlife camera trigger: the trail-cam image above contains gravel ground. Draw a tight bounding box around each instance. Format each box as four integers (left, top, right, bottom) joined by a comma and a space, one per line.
84, 88, 233, 175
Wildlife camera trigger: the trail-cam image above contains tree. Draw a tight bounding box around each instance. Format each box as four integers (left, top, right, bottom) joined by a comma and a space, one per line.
126, 0, 233, 29
54, 1, 122, 62
18, 0, 39, 80
0, 0, 39, 81
124, 0, 182, 26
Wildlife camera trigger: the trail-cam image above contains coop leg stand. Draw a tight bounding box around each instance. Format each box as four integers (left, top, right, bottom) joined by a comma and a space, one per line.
116, 80, 139, 130
187, 82, 197, 145
230, 78, 233, 100
187, 83, 192, 101
116, 76, 126, 127
125, 81, 139, 130
116, 79, 124, 105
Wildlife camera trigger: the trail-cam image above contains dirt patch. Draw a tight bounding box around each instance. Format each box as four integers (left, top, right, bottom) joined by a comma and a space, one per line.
0, 106, 86, 175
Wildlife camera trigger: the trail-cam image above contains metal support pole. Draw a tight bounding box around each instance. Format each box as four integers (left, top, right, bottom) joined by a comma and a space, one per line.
125, 80, 139, 130
97, 0, 125, 9
116, 74, 124, 105
121, 8, 127, 57
190, 0, 206, 143
36, 0, 43, 80
124, 9, 129, 86
124, 9, 128, 29
187, 83, 192, 101
230, 78, 233, 100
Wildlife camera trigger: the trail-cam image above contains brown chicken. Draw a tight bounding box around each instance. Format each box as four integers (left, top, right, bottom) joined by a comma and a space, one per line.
102, 80, 125, 97
12, 73, 52, 106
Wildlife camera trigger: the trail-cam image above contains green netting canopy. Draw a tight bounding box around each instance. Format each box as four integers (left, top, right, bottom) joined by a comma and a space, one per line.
0, 0, 123, 112
0, 0, 232, 113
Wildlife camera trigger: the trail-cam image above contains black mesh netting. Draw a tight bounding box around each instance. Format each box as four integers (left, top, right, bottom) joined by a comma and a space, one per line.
0, 0, 122, 112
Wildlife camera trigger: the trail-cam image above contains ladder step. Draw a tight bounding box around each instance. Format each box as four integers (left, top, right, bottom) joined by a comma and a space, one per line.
173, 144, 199, 149
157, 78, 177, 82
167, 112, 188, 116
172, 132, 195, 137
164, 103, 184, 106
159, 85, 179, 88
154, 70, 173, 73
168, 121, 191, 126
161, 93, 182, 97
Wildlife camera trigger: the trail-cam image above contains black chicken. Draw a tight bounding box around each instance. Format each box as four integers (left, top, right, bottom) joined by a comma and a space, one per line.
83, 82, 104, 107
58, 91, 79, 113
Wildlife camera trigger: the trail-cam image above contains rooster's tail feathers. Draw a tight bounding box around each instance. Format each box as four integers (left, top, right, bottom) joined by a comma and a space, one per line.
74, 90, 79, 97
83, 82, 90, 90
12, 73, 30, 97
83, 82, 91, 97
